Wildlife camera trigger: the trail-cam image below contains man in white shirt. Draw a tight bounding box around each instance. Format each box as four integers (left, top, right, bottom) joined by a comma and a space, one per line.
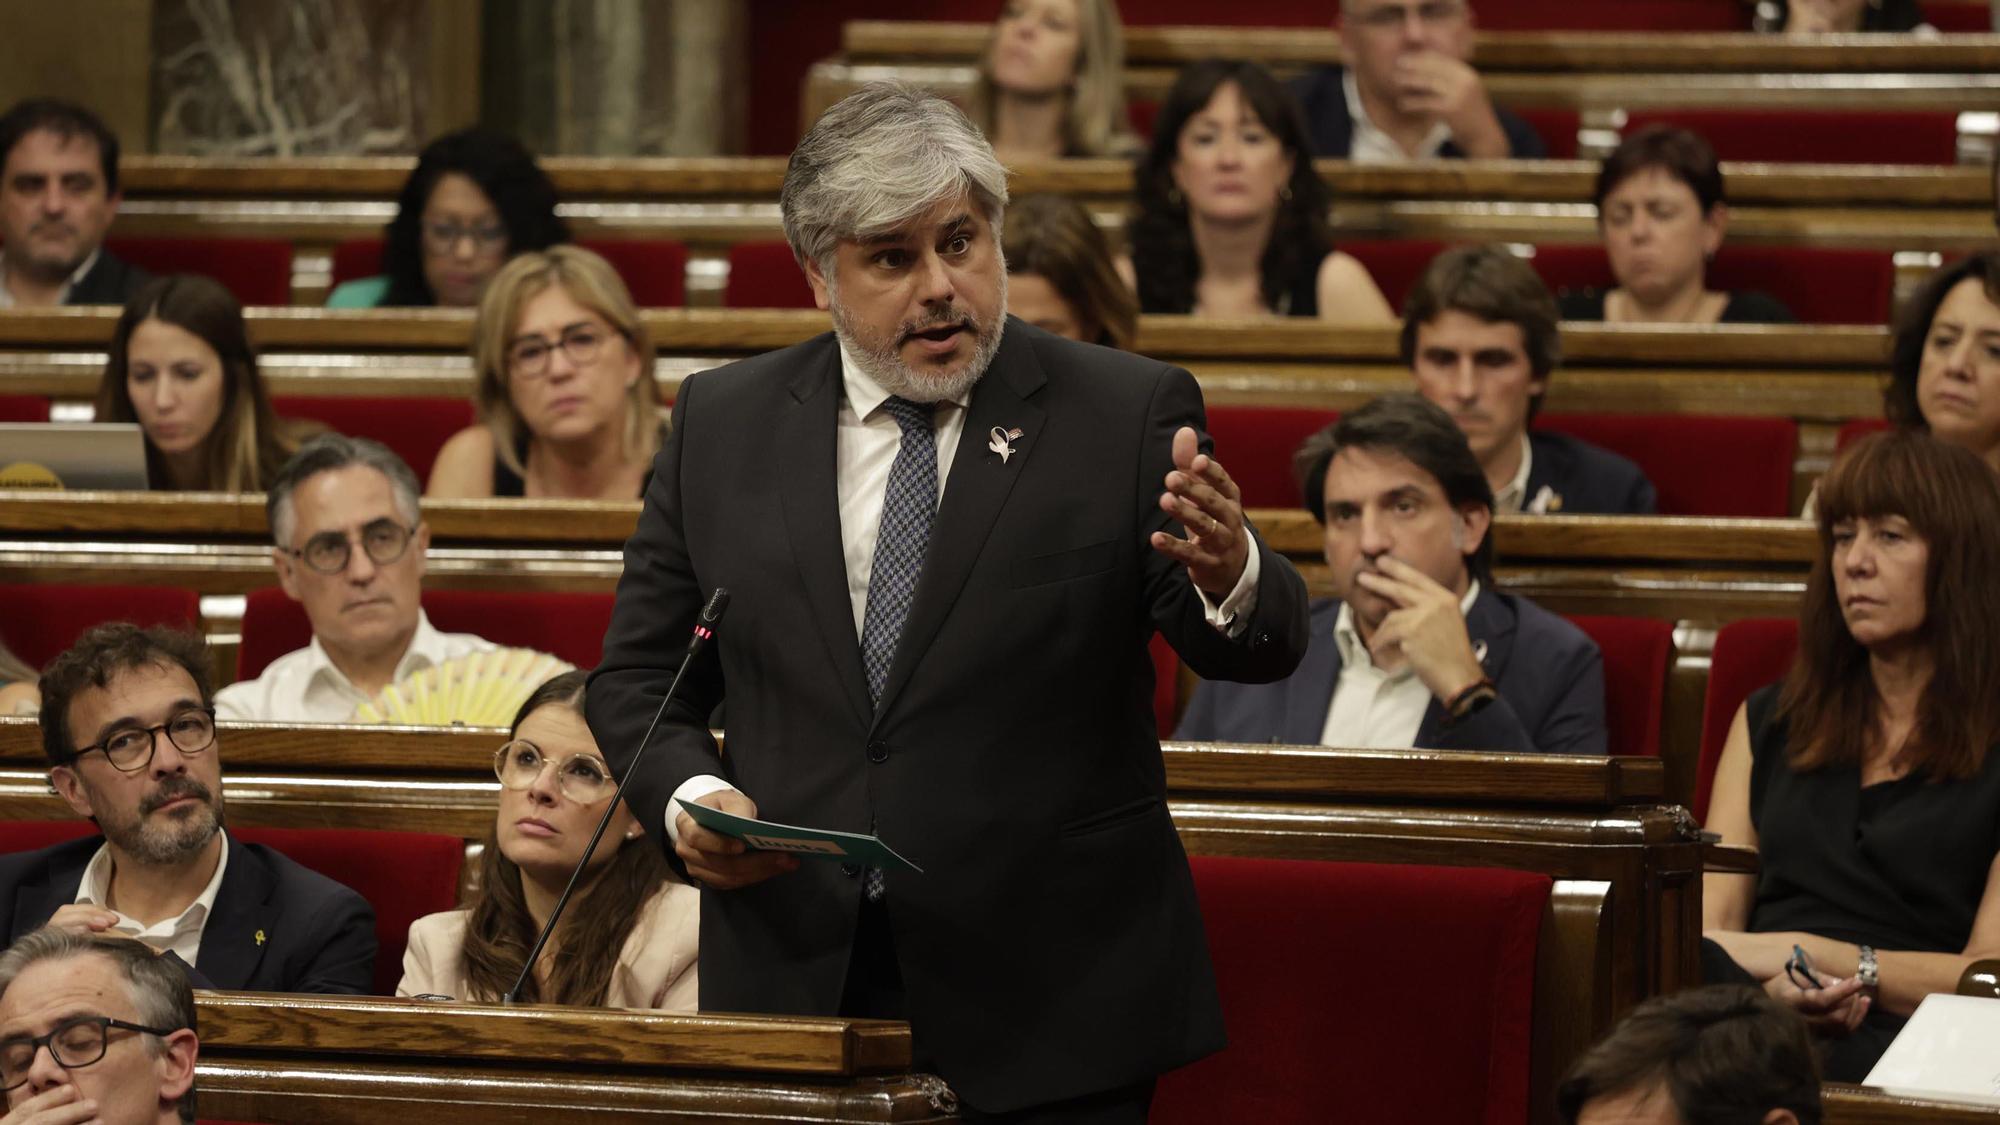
1178, 393, 1607, 754
0, 99, 150, 308
215, 434, 494, 723
0, 623, 373, 993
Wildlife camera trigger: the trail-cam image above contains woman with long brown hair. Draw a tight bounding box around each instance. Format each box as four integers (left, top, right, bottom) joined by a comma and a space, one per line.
1703, 430, 2000, 1080
398, 670, 697, 1006
1003, 193, 1138, 349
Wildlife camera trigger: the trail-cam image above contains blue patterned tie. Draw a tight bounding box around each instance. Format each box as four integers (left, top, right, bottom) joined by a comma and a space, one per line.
860, 396, 938, 705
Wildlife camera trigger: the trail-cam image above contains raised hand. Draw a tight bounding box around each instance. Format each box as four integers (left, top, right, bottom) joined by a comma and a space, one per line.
1354, 556, 1486, 701
1150, 426, 1252, 597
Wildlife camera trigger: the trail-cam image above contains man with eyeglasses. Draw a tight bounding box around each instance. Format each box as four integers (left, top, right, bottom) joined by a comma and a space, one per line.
214, 433, 496, 723
0, 929, 198, 1125
0, 624, 374, 995
1292, 0, 1547, 161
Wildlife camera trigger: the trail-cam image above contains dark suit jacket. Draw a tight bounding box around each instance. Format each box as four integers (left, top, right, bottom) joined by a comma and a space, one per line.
1525, 430, 1656, 515
1291, 65, 1548, 159
1176, 588, 1606, 755
64, 250, 151, 307
0, 833, 375, 994
586, 320, 1311, 1112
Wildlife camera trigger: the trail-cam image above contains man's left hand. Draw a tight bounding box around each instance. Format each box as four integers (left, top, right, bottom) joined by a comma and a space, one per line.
1354, 556, 1486, 702
1391, 52, 1509, 159
1151, 426, 1251, 597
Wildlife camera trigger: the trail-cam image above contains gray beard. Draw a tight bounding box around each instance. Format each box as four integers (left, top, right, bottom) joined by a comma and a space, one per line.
95, 779, 226, 867
827, 275, 1008, 405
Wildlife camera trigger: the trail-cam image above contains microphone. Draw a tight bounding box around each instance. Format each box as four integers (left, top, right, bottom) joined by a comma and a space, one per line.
504, 586, 730, 1005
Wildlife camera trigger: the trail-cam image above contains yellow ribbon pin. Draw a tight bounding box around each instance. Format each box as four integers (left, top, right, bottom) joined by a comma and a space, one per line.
254, 929, 266, 946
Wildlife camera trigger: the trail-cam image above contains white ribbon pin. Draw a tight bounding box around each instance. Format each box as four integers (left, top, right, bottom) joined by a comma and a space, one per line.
989, 426, 1023, 463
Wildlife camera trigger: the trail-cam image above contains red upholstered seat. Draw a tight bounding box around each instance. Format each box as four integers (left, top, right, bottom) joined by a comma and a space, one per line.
1535, 243, 1895, 326
0, 822, 461, 997
1514, 107, 1582, 160
237, 588, 617, 681
0, 395, 49, 422
329, 239, 687, 307
329, 239, 384, 287
1203, 405, 1337, 509
1156, 857, 1548, 1124
1567, 615, 1673, 758
1696, 618, 1799, 821
0, 584, 201, 672
726, 241, 819, 309
1836, 417, 1892, 452
104, 237, 294, 307
1471, 0, 1744, 28
1622, 109, 1961, 167
1929, 1, 1992, 30
1533, 413, 1797, 518
1341, 239, 1449, 312
271, 395, 475, 485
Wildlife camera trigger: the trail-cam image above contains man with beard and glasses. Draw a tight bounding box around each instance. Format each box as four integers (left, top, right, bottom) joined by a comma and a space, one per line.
0, 100, 149, 308
0, 624, 374, 994
1179, 393, 1608, 756
587, 82, 1310, 1122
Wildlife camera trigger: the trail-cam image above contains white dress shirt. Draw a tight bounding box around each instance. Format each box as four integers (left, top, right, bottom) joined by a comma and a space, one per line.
73, 830, 230, 966
213, 610, 496, 723
0, 250, 102, 309
1343, 69, 1452, 163
1320, 580, 1481, 748
666, 343, 1263, 839
1492, 434, 1534, 514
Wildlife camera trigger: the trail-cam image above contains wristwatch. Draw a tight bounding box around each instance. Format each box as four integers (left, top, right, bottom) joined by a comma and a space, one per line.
1442, 677, 1499, 727
1856, 944, 1879, 989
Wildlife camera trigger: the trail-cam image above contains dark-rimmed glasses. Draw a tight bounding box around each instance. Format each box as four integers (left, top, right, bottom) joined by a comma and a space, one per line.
0, 1016, 182, 1090
421, 219, 507, 256
507, 324, 618, 380
493, 741, 616, 804
71, 707, 216, 772
282, 518, 416, 576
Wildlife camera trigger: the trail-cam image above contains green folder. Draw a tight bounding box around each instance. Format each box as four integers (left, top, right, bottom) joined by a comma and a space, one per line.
676, 798, 924, 873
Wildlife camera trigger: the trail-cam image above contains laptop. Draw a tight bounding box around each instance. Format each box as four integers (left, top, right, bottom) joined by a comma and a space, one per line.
0, 423, 150, 490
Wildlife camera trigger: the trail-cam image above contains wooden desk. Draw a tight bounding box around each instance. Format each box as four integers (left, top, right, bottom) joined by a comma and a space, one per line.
1823, 1085, 2000, 1124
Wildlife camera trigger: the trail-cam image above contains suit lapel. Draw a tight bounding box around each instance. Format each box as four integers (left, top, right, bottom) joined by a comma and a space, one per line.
1415, 588, 1517, 745
1283, 627, 1343, 744
871, 331, 1046, 725
778, 342, 875, 730
195, 835, 277, 991
12, 845, 92, 943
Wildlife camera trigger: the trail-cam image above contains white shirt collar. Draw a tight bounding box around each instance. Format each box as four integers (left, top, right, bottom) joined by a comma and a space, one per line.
1342, 68, 1453, 162
302, 608, 452, 698
835, 342, 975, 420
1334, 577, 1482, 672
1493, 433, 1535, 514
0, 249, 102, 309
75, 828, 230, 948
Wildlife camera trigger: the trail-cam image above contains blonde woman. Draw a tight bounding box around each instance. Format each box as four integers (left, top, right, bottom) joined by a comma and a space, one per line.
966, 0, 1139, 162
427, 246, 664, 499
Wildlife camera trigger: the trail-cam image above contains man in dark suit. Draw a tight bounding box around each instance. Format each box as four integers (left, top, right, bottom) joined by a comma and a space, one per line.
1179, 394, 1606, 755
1406, 244, 1656, 515
0, 624, 374, 994
0, 99, 150, 308
586, 83, 1310, 1122
1291, 1, 1546, 161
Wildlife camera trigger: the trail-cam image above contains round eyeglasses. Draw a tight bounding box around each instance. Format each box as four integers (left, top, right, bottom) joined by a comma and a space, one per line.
420, 219, 507, 256
507, 324, 619, 380
0, 1015, 182, 1091
283, 518, 416, 576
71, 707, 216, 772
493, 741, 617, 805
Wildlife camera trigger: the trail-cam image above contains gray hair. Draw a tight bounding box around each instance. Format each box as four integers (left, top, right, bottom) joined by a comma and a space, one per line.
0, 929, 197, 1122
781, 82, 1010, 278
267, 432, 422, 547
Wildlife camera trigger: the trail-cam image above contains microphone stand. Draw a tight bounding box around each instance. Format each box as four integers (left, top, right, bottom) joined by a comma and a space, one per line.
503, 588, 729, 1004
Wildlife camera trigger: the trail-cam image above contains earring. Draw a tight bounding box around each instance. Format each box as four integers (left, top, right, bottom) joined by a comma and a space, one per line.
1279, 183, 1293, 203
625, 828, 642, 840
1167, 186, 1184, 208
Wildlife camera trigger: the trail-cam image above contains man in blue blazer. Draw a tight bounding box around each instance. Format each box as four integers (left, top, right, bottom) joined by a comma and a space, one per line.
0, 624, 375, 994
1178, 394, 1606, 755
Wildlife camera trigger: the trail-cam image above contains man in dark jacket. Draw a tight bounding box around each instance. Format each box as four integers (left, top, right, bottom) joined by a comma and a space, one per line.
0, 99, 149, 308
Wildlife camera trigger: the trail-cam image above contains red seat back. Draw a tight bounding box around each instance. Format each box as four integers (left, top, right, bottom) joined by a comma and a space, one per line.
0, 584, 201, 672
1514, 107, 1582, 160
1204, 405, 1338, 509
1622, 109, 1961, 166
1341, 239, 1450, 313
1697, 618, 1799, 822
725, 241, 819, 309
1566, 615, 1673, 758
271, 395, 474, 485
1156, 857, 1548, 1125
237, 588, 616, 681
1535, 243, 1895, 326
1472, 0, 1745, 28
330, 240, 384, 287
1836, 417, 1892, 453
328, 239, 687, 307
104, 237, 293, 307
0, 396, 49, 422
1534, 413, 1796, 518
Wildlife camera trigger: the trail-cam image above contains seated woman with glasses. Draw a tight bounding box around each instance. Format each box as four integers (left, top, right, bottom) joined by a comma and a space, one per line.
95, 274, 318, 492
398, 670, 697, 1008
1702, 430, 2000, 1081
327, 127, 571, 309
426, 246, 664, 499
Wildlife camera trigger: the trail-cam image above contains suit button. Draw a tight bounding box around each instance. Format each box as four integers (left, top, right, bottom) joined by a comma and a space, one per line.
840, 863, 861, 878
867, 740, 890, 764
1253, 631, 1271, 647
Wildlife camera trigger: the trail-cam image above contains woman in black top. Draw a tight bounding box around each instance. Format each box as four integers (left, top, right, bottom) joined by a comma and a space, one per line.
1704, 430, 2000, 1080
1557, 125, 1795, 325
1123, 59, 1390, 323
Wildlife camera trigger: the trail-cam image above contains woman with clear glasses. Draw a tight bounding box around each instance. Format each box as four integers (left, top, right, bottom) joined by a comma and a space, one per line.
397, 670, 697, 1007
426, 246, 663, 500
327, 127, 571, 309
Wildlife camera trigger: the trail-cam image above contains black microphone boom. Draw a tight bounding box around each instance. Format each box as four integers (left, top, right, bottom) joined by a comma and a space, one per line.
503, 587, 730, 1005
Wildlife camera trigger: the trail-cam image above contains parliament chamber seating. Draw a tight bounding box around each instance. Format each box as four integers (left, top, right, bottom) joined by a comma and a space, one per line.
724, 240, 819, 309
0, 583, 200, 670
1619, 108, 1964, 166
270, 394, 474, 484
236, 587, 618, 681
330, 238, 689, 308
1570, 615, 1674, 759
1837, 416, 1893, 451
104, 236, 295, 307
1534, 413, 1798, 518
1202, 405, 1334, 509
0, 395, 48, 422
1342, 239, 1452, 313
0, 821, 462, 996
1155, 857, 1548, 1125
1531, 244, 1897, 327
1696, 616, 1799, 822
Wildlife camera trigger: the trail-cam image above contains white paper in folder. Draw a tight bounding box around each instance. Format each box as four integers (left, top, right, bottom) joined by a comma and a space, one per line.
1862, 994, 2000, 1106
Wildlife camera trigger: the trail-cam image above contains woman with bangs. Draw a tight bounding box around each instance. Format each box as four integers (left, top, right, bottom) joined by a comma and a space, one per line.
427, 245, 664, 499
1703, 430, 2000, 1080
965, 0, 1139, 162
